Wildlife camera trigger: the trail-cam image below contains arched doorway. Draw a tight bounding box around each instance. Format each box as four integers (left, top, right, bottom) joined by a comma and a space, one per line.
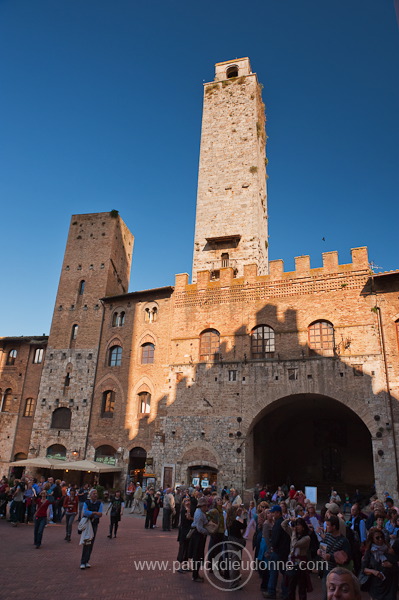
12, 453, 27, 479
95, 445, 117, 489
248, 394, 374, 500
129, 447, 147, 484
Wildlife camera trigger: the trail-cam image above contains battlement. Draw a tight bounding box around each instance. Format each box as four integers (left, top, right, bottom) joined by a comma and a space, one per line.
176, 248, 369, 295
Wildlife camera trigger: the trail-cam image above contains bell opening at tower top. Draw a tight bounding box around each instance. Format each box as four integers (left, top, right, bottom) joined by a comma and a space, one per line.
226, 65, 238, 78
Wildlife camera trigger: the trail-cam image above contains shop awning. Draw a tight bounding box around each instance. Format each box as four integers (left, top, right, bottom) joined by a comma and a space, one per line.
8, 457, 122, 473
61, 459, 122, 473
8, 457, 64, 469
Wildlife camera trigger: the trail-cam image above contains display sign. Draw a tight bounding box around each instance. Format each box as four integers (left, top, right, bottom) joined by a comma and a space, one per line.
305, 486, 317, 504
192, 477, 200, 487
95, 456, 116, 465
201, 479, 209, 488
46, 454, 67, 461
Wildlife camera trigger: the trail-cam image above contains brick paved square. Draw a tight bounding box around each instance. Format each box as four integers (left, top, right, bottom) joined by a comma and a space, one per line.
0, 512, 369, 599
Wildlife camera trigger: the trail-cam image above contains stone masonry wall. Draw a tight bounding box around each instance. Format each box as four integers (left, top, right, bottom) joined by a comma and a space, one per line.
192, 58, 268, 280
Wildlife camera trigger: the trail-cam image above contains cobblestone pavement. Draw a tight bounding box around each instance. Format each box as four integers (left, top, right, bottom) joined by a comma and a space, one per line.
1, 511, 369, 600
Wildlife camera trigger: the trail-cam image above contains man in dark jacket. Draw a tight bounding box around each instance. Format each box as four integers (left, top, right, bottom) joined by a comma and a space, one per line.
263, 505, 290, 599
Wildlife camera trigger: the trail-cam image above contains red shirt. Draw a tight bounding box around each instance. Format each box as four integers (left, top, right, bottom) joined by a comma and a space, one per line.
63, 495, 79, 514
35, 498, 51, 518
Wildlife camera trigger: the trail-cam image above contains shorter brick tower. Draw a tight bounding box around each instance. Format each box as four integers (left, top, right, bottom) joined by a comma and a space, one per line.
30, 212, 133, 461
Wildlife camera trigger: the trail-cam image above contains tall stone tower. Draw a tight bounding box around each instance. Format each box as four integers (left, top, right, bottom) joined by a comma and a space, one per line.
192, 57, 268, 281
30, 212, 133, 460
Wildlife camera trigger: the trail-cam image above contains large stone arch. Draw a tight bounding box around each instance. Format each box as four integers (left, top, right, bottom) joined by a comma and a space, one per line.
244, 392, 386, 498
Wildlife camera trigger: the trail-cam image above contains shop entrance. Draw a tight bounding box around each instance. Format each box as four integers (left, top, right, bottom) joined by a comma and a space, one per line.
129, 447, 147, 484
188, 465, 218, 489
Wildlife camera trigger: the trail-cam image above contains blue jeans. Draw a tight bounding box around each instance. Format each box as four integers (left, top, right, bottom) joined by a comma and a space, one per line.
81, 520, 99, 565
267, 551, 288, 597
78, 501, 85, 521
65, 513, 76, 538
34, 516, 47, 547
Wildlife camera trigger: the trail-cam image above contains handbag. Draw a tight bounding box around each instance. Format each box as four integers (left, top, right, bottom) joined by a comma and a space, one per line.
358, 570, 372, 591
186, 527, 195, 540
205, 520, 219, 535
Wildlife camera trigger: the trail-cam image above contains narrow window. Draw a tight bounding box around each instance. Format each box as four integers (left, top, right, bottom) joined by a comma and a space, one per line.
221, 253, 229, 268
33, 348, 44, 364
308, 320, 334, 353
353, 364, 363, 377
71, 324, 78, 341
288, 368, 298, 380
6, 349, 17, 366
228, 370, 237, 382
138, 391, 151, 414
109, 345, 122, 367
1, 388, 13, 412
101, 390, 115, 417
118, 311, 125, 326
64, 373, 71, 387
78, 280, 85, 295
199, 329, 220, 361
112, 312, 118, 327
251, 325, 275, 358
141, 343, 155, 364
23, 398, 35, 417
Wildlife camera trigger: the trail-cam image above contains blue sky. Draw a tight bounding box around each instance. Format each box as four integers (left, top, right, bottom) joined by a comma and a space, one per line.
1, 0, 398, 336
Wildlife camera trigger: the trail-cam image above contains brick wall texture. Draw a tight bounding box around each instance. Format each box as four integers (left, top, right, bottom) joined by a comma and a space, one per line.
1, 59, 399, 502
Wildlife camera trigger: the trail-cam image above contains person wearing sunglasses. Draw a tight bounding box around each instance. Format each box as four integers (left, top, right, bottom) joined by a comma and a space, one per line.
361, 527, 398, 599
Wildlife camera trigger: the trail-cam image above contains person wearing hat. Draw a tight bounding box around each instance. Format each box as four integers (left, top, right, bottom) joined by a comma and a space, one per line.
187, 497, 210, 582
325, 503, 346, 537
262, 505, 290, 599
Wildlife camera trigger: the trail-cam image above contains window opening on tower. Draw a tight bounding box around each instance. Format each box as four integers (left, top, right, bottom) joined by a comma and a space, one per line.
226, 66, 238, 78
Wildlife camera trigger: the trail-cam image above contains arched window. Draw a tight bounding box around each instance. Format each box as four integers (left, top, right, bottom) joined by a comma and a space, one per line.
145, 306, 158, 323
95, 445, 117, 460
138, 391, 151, 414
14, 452, 27, 461
251, 325, 275, 358
46, 444, 67, 459
141, 343, 155, 364
1, 388, 12, 412
23, 398, 35, 417
112, 311, 126, 327
199, 329, 220, 361
226, 65, 238, 78
51, 407, 72, 429
33, 348, 44, 364
71, 324, 78, 340
101, 390, 115, 417
6, 349, 17, 366
109, 345, 122, 366
78, 280, 85, 295
308, 320, 335, 353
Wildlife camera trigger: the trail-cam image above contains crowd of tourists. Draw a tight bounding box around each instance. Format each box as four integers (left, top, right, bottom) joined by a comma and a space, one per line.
2, 474, 399, 599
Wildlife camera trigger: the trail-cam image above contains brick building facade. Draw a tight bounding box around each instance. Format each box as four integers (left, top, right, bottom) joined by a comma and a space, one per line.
1, 58, 399, 499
